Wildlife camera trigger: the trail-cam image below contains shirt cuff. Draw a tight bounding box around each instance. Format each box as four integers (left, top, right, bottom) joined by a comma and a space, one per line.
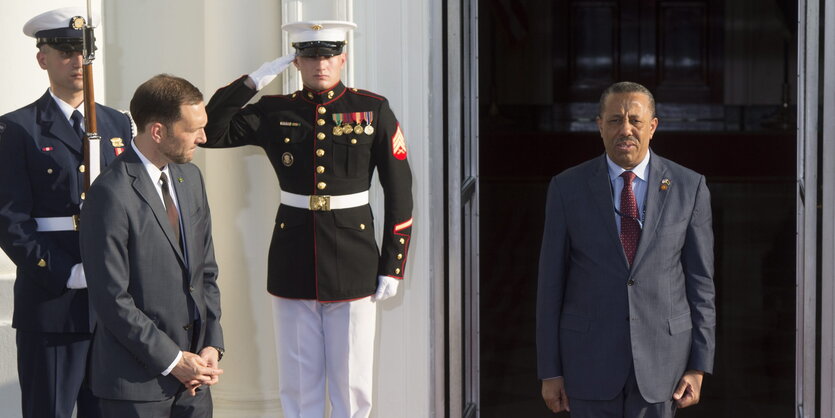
161, 351, 183, 376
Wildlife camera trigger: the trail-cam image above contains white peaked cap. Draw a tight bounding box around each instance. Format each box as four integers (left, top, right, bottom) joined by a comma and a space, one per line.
282, 20, 357, 44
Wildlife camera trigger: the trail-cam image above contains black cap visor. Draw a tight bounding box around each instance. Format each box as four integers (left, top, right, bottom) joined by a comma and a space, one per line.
37, 39, 84, 52
293, 41, 345, 57
35, 27, 85, 52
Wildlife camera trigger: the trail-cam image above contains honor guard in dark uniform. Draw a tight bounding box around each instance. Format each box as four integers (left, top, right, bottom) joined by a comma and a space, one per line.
203, 20, 413, 418
0, 7, 132, 418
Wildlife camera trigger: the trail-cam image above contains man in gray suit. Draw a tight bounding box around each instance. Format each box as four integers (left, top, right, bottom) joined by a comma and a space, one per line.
80, 74, 224, 417
537, 81, 715, 417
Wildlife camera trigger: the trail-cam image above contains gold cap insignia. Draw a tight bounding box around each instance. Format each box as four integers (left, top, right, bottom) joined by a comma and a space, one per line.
70, 16, 85, 30
311, 24, 324, 31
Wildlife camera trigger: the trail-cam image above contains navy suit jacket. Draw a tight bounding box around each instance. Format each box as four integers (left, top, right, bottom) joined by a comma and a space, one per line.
80, 146, 223, 401
536, 151, 716, 403
0, 90, 132, 333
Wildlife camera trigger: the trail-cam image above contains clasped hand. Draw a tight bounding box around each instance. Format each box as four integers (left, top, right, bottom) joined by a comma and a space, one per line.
170, 349, 224, 396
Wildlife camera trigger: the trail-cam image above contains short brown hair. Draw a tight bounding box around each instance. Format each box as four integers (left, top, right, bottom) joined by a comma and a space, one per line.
130, 74, 203, 133
598, 81, 656, 117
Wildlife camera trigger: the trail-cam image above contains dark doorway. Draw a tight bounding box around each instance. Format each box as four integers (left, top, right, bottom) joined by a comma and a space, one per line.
477, 1, 797, 416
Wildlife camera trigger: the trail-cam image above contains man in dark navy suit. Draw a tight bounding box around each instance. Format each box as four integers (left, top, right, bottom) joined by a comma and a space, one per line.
0, 7, 132, 418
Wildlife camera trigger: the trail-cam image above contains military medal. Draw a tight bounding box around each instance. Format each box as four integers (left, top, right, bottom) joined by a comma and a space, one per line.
333, 126, 342, 136
282, 152, 294, 167
363, 112, 375, 135
354, 125, 364, 135
342, 124, 353, 135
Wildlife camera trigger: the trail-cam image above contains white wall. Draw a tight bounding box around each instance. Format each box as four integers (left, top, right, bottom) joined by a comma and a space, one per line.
0, 2, 107, 415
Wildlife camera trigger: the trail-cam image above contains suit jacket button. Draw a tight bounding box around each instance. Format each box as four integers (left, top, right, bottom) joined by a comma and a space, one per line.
627, 280, 635, 286
183, 324, 191, 330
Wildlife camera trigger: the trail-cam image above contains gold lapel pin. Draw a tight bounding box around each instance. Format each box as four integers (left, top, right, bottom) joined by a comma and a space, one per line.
178, 177, 184, 183
660, 178, 671, 191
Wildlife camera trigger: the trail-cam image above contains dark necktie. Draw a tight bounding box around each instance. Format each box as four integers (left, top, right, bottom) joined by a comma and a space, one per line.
71, 110, 84, 140
619, 171, 641, 265
159, 172, 181, 249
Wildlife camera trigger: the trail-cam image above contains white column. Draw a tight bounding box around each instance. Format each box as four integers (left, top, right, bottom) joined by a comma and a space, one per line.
104, 1, 287, 415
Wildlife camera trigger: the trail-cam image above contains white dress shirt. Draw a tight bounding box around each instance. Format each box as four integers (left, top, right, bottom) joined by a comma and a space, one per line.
606, 151, 650, 231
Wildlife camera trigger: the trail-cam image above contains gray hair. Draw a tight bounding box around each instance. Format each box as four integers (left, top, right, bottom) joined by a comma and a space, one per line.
598, 81, 656, 117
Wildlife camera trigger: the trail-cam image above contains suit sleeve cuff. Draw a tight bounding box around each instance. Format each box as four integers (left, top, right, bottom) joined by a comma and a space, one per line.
161, 351, 182, 376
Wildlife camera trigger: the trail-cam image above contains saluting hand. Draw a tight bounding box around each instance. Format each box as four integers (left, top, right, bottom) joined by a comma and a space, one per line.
247, 53, 297, 91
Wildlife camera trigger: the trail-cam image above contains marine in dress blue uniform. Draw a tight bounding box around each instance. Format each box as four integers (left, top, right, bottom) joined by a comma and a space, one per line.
203, 21, 412, 418
0, 7, 132, 418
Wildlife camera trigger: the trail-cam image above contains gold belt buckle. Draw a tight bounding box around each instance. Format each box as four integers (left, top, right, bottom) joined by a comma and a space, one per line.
72, 214, 80, 231
309, 195, 331, 211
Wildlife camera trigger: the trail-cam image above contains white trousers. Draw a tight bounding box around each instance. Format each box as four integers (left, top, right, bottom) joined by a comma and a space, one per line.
272, 297, 377, 418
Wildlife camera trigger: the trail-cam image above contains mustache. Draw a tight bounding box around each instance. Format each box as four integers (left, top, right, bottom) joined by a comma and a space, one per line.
616, 136, 638, 143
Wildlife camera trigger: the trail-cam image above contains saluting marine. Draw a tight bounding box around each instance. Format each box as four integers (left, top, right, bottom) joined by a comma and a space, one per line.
0, 7, 132, 418
203, 21, 412, 418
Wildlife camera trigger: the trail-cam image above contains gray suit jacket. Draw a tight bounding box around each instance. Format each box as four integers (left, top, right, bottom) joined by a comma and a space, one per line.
536, 151, 715, 403
80, 146, 222, 401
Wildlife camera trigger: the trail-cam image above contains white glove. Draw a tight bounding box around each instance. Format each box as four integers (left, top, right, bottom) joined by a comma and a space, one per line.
67, 263, 87, 289
372, 275, 400, 302
248, 53, 296, 91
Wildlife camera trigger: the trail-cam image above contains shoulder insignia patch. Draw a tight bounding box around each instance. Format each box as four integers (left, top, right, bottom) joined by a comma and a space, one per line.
391, 124, 407, 161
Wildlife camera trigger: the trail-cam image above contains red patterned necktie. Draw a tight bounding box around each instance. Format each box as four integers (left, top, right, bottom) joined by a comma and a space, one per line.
619, 171, 641, 265
159, 172, 181, 249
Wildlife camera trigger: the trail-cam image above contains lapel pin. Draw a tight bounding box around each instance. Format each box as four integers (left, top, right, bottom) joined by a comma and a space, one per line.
177, 177, 184, 183
660, 178, 671, 191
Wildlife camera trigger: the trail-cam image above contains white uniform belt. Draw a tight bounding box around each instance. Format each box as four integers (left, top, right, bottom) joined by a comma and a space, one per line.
35, 216, 79, 232
280, 190, 369, 211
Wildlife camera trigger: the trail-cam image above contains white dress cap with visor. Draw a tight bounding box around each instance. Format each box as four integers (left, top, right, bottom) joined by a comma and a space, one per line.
282, 20, 357, 57
23, 7, 99, 52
